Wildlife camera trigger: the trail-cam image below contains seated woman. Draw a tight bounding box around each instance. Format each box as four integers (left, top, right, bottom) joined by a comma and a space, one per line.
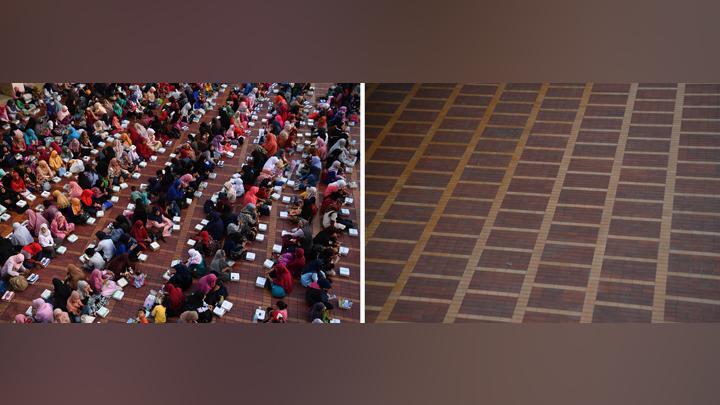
195, 230, 217, 258
264, 300, 288, 323
65, 264, 86, 289
205, 212, 225, 242
107, 157, 129, 186
209, 249, 232, 282
50, 213, 75, 241
31, 298, 54, 323
163, 282, 186, 317
1, 254, 28, 292
0, 183, 21, 213
106, 253, 134, 280
66, 291, 84, 323
51, 278, 72, 313
222, 233, 246, 261
53, 309, 71, 324
52, 189, 71, 211
167, 263, 193, 291
280, 248, 306, 278
88, 269, 119, 297
66, 181, 83, 199
48, 149, 65, 176
130, 186, 150, 206
66, 198, 89, 225
78, 131, 93, 156
146, 207, 173, 241
264, 263, 294, 298
309, 301, 332, 323
10, 222, 34, 248
186, 249, 207, 278
38, 224, 55, 258
204, 279, 229, 313
130, 220, 152, 250
79, 189, 102, 216
194, 273, 217, 296
9, 170, 26, 194
35, 160, 55, 191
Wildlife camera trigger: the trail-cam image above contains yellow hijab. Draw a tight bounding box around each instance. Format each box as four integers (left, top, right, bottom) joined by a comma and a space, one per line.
53, 190, 70, 209
70, 198, 82, 215
48, 151, 63, 171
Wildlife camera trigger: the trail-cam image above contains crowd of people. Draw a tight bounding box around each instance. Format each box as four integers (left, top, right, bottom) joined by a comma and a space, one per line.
0, 82, 360, 323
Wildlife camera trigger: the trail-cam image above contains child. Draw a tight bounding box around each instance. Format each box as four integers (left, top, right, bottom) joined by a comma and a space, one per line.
151, 300, 166, 324
264, 300, 288, 323
136, 307, 149, 324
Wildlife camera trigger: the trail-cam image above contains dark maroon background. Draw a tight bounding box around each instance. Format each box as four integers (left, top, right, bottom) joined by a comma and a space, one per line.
2, 0, 720, 82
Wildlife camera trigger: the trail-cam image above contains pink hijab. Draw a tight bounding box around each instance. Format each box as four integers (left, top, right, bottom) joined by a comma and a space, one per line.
26, 210, 49, 236
196, 274, 217, 295
32, 298, 54, 323
89, 269, 104, 292
316, 136, 328, 160
67, 181, 83, 198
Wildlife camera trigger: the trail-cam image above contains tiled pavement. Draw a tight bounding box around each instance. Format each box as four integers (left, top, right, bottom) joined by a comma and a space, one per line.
0, 83, 360, 323
365, 83, 720, 323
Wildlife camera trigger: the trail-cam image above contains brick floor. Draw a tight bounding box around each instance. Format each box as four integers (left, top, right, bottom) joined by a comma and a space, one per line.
1, 83, 360, 323
365, 82, 720, 323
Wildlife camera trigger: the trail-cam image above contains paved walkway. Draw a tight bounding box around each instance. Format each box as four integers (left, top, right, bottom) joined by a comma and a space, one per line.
365, 83, 719, 323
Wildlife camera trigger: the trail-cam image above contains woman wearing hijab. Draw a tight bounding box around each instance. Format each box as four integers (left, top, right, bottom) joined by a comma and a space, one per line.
195, 230, 217, 257
208, 251, 235, 284
53, 309, 71, 324
52, 190, 70, 210
32, 298, 54, 323
240, 186, 259, 206
2, 254, 27, 291
66, 181, 83, 199
130, 220, 151, 250
66, 291, 83, 321
164, 283, 186, 317
57, 105, 71, 124
205, 212, 225, 241
48, 149, 64, 174
106, 253, 132, 280
35, 160, 55, 190
194, 273, 217, 296
222, 180, 236, 202
51, 212, 75, 240
186, 249, 207, 278
10, 222, 33, 247
65, 264, 85, 289
261, 132, 278, 157
285, 248, 306, 278
52, 278, 72, 312
146, 207, 172, 239
266, 263, 294, 298
25, 210, 49, 237
38, 224, 55, 258
168, 263, 193, 291
64, 197, 84, 223
107, 157, 127, 185
76, 280, 92, 304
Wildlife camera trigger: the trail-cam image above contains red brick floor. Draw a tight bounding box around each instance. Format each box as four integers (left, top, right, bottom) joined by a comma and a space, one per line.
365, 83, 720, 323
0, 83, 360, 323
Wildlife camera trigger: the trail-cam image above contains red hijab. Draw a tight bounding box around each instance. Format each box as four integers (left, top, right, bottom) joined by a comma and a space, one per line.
197, 230, 210, 245
286, 248, 305, 278
272, 264, 294, 294
241, 186, 259, 206
80, 189, 94, 206
262, 133, 278, 156
130, 220, 149, 242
